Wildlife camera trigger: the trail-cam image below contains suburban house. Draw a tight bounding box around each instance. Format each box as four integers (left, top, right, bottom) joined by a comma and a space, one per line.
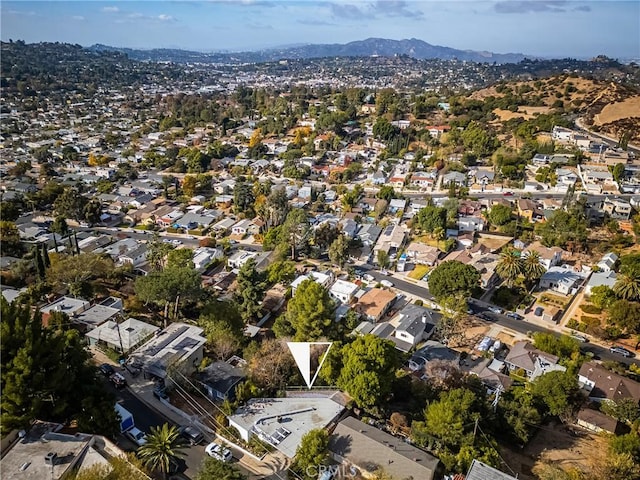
231, 219, 260, 236
329, 417, 440, 480
576, 408, 626, 435
127, 322, 206, 387
356, 288, 397, 322
522, 242, 563, 270
517, 198, 545, 223
356, 224, 382, 246
329, 279, 359, 304
426, 125, 450, 138
441, 171, 466, 187
405, 241, 440, 266
291, 271, 334, 297
195, 359, 246, 401
410, 172, 436, 189
602, 197, 633, 220
228, 396, 344, 458
41, 296, 91, 326
373, 223, 408, 258
118, 244, 148, 267
458, 215, 484, 232
86, 317, 159, 354
538, 266, 588, 295
503, 341, 566, 379
227, 250, 259, 270
585, 270, 617, 296
597, 252, 619, 272
578, 361, 640, 404
391, 304, 436, 352
193, 247, 224, 272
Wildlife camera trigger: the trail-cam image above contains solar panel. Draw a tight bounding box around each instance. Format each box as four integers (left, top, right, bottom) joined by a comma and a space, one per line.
145, 326, 189, 355
174, 337, 200, 351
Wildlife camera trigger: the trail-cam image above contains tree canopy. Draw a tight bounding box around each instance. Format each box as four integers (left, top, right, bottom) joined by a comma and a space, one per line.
1, 298, 118, 435
427, 261, 480, 301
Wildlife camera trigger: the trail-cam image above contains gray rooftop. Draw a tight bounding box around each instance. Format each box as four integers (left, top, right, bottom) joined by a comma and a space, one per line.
466, 459, 517, 480
229, 396, 344, 458
1, 422, 93, 480
329, 416, 439, 480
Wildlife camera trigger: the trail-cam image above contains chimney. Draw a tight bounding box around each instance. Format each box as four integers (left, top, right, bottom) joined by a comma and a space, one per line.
421, 314, 427, 324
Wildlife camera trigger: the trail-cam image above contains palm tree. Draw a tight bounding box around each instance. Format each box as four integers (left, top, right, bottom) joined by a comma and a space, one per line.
522, 250, 546, 283
614, 272, 640, 301
137, 423, 187, 479
496, 248, 523, 287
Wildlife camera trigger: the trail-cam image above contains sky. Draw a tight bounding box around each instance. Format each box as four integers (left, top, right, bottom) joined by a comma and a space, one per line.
1, 1, 639, 59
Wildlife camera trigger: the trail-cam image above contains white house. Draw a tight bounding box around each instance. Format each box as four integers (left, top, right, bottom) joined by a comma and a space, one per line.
522, 242, 563, 270
291, 271, 333, 296
585, 270, 617, 296
231, 219, 255, 236
227, 250, 258, 270
329, 279, 359, 304
193, 247, 224, 272
597, 252, 619, 272
539, 266, 587, 295
458, 216, 484, 232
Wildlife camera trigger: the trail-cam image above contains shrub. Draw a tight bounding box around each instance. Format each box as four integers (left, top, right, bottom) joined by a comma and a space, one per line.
580, 304, 602, 314
566, 318, 580, 329
414, 299, 423, 306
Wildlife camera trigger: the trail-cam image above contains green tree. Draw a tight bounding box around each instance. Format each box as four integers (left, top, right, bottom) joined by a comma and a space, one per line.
266, 260, 296, 285
198, 300, 245, 361
522, 250, 546, 283
427, 261, 480, 301
1, 298, 118, 435
415, 205, 447, 234
182, 175, 197, 198
377, 185, 397, 202
233, 182, 255, 217
337, 335, 399, 409
488, 204, 513, 226
590, 285, 616, 309
234, 258, 266, 322
419, 387, 482, 448
609, 433, 640, 462
530, 371, 582, 418
50, 215, 69, 237
47, 252, 114, 298
601, 399, 640, 425
167, 248, 194, 269
607, 299, 640, 333
284, 280, 335, 341
135, 266, 202, 320
196, 457, 247, 480
262, 188, 290, 229
496, 248, 523, 287
137, 423, 187, 480
497, 386, 542, 444
53, 187, 87, 221
83, 198, 102, 225
146, 234, 174, 271
613, 272, 640, 301
328, 234, 349, 267
291, 429, 330, 480
0, 221, 23, 257
377, 250, 390, 269
532, 333, 580, 359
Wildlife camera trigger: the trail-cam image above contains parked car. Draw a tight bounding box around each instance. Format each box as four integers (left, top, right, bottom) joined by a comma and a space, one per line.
609, 346, 634, 358
179, 425, 204, 445
571, 334, 588, 343
363, 274, 375, 282
489, 340, 502, 354
380, 280, 394, 288
205, 442, 233, 462
125, 427, 148, 446
153, 385, 169, 400
503, 191, 514, 196
99, 363, 115, 377
110, 372, 127, 389
488, 306, 504, 315
506, 312, 523, 320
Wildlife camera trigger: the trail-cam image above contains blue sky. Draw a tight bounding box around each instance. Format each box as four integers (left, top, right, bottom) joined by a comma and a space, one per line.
1, 1, 638, 58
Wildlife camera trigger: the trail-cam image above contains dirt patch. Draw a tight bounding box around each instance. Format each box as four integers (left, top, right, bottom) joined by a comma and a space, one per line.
493, 108, 533, 121
501, 421, 607, 480
595, 95, 640, 125
496, 331, 517, 346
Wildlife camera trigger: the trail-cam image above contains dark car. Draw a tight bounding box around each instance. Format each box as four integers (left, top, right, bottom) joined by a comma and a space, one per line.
99, 363, 115, 377
153, 385, 169, 400
179, 425, 204, 445
609, 346, 634, 358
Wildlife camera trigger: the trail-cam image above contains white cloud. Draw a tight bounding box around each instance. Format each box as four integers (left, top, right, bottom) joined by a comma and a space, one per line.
158, 14, 175, 21
102, 6, 120, 13
72, 15, 85, 21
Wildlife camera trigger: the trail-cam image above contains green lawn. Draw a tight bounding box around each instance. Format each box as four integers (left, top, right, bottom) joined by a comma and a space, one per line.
408, 264, 430, 280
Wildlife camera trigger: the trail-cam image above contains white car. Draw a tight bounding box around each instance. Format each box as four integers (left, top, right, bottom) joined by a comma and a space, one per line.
488, 306, 504, 315
380, 280, 394, 288
205, 442, 233, 462
125, 427, 148, 446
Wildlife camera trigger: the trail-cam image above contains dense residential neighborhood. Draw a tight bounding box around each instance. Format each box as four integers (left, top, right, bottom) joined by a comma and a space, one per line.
1, 29, 640, 480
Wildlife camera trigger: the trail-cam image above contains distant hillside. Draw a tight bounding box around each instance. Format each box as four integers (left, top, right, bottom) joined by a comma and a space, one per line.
89, 37, 527, 64
471, 75, 640, 144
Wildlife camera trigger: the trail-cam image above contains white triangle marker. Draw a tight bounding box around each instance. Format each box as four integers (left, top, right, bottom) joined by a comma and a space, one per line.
287, 342, 333, 389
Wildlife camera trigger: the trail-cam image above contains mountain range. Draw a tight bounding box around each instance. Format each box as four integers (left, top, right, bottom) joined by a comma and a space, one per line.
89, 37, 528, 64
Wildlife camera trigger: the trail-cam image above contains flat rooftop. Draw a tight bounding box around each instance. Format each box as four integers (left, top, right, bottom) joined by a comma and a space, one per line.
229, 396, 344, 458
1, 423, 93, 480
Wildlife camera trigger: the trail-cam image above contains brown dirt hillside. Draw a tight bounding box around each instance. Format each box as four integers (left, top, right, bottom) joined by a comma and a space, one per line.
470, 75, 640, 143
